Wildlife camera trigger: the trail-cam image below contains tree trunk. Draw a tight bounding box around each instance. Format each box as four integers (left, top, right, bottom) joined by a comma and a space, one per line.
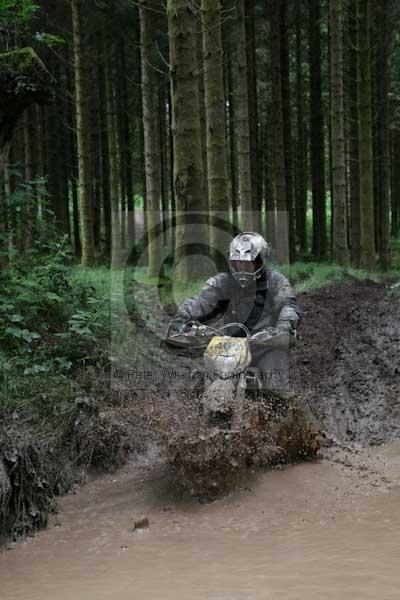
140, 0, 163, 278
308, 0, 327, 259
225, 32, 238, 229
201, 0, 229, 267
167, 0, 206, 283
245, 0, 261, 226
375, 0, 391, 270
103, 32, 123, 269
71, 0, 95, 266
197, 31, 209, 212
270, 0, 288, 263
159, 85, 168, 246
233, 0, 253, 229
357, 0, 376, 269
295, 0, 307, 255
348, 0, 361, 266
96, 35, 111, 258
330, 0, 349, 265
280, 0, 296, 262
391, 129, 400, 239
22, 108, 35, 252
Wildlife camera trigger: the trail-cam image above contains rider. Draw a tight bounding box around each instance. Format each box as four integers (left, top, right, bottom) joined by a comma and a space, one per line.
166, 232, 301, 389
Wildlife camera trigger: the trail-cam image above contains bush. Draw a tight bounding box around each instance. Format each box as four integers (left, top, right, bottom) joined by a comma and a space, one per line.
0, 235, 109, 405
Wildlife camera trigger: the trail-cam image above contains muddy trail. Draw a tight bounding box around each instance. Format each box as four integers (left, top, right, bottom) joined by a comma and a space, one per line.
292, 278, 400, 445
122, 277, 400, 465
1, 278, 400, 599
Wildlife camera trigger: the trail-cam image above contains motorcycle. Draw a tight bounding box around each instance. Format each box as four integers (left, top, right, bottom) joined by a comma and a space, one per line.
166, 323, 320, 498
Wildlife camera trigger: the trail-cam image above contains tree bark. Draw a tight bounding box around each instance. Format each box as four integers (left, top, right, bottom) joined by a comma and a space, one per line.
330, 0, 349, 265
245, 0, 261, 225
167, 0, 206, 283
197, 31, 209, 211
375, 0, 391, 270
71, 0, 95, 266
96, 34, 110, 258
140, 0, 163, 278
308, 0, 327, 259
295, 0, 307, 255
357, 0, 376, 269
270, 0, 288, 263
103, 32, 122, 269
233, 0, 253, 229
348, 0, 361, 266
391, 129, 400, 239
225, 28, 238, 229
201, 0, 229, 267
280, 0, 296, 262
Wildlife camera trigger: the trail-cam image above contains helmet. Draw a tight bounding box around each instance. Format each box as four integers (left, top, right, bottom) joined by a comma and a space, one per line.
229, 232, 270, 288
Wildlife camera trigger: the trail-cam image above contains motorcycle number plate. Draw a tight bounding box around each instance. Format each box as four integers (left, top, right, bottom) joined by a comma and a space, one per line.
204, 336, 252, 376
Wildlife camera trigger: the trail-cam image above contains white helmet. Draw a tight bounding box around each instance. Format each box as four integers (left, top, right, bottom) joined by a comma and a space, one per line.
229, 232, 270, 287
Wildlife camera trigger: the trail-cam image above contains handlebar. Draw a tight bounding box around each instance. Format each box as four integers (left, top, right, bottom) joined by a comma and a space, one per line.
166, 322, 250, 349
165, 322, 294, 350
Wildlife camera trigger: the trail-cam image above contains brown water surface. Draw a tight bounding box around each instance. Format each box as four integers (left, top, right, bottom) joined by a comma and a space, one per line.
1, 443, 400, 600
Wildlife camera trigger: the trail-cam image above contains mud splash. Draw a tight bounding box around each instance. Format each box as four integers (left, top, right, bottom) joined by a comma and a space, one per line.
1, 441, 400, 600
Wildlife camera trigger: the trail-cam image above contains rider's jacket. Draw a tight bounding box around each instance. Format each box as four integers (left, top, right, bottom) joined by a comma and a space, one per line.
170, 269, 301, 337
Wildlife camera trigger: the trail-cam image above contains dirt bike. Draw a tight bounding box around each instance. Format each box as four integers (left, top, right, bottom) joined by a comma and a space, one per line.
166, 322, 320, 499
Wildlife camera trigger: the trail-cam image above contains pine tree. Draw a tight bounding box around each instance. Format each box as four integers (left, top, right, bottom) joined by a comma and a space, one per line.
330, 0, 349, 265
375, 0, 391, 270
167, 0, 206, 283
71, 0, 95, 266
233, 0, 253, 229
357, 0, 376, 269
308, 0, 327, 259
270, 0, 288, 263
295, 0, 307, 255
348, 0, 361, 266
103, 30, 122, 268
140, 0, 163, 278
201, 0, 229, 266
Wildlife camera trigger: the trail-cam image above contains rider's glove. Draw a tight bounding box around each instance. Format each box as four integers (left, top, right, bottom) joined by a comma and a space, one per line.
250, 327, 279, 342
168, 318, 188, 334
250, 325, 297, 346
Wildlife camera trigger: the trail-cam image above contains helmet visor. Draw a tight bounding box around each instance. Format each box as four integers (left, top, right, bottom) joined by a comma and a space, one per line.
231, 260, 257, 273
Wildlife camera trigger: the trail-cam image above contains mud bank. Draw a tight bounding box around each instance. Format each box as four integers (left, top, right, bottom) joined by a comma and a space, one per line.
293, 278, 400, 445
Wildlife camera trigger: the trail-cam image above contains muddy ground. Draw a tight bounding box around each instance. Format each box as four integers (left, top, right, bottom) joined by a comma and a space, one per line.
126, 276, 400, 448
1, 276, 399, 539
292, 278, 400, 445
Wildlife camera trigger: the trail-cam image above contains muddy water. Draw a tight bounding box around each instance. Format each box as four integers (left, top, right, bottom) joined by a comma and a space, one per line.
1, 444, 400, 600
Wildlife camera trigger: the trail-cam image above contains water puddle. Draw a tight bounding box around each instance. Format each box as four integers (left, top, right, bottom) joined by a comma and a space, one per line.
1, 445, 399, 600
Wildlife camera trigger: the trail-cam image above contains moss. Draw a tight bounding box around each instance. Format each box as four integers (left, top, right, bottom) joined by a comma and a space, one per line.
0, 47, 44, 72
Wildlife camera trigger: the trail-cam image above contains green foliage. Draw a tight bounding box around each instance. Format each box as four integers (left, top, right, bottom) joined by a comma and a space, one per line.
0, 0, 38, 27
0, 0, 38, 51
34, 32, 65, 48
0, 231, 110, 400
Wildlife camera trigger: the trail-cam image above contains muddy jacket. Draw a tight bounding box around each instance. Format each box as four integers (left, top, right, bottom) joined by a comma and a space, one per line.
170, 270, 300, 338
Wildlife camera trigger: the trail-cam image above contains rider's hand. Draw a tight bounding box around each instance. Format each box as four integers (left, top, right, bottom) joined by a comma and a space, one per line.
168, 318, 188, 334
250, 327, 278, 342
250, 325, 296, 343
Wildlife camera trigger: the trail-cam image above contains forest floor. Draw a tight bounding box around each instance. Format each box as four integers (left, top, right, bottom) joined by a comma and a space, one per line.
1, 273, 400, 541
